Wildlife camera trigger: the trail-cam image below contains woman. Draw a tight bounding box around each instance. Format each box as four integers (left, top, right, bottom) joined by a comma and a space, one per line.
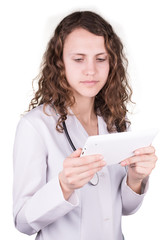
13, 11, 157, 240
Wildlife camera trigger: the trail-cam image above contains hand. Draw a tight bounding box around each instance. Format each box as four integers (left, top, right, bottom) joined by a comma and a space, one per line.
59, 148, 106, 200
121, 146, 158, 193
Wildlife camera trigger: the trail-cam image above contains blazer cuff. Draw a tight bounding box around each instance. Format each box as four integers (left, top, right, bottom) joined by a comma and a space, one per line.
25, 175, 79, 231
122, 175, 149, 196
121, 175, 149, 215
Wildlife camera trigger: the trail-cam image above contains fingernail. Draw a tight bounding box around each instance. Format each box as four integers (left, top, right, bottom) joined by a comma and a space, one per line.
99, 155, 104, 160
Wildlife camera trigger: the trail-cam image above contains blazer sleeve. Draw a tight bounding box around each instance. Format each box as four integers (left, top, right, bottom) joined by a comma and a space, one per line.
121, 173, 149, 215
13, 117, 79, 235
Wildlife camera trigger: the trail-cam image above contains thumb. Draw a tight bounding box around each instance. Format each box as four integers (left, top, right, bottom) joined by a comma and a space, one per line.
69, 148, 82, 158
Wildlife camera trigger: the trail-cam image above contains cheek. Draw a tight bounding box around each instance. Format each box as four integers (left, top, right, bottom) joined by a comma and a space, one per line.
99, 65, 110, 80
98, 61, 109, 72
64, 65, 72, 81
64, 66, 78, 87
105, 64, 110, 79
65, 62, 81, 78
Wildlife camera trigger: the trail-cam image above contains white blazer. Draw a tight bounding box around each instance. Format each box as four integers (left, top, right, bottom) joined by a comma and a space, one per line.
13, 104, 148, 240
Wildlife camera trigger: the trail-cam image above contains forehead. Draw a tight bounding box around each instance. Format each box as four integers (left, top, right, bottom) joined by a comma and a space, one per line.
63, 28, 106, 53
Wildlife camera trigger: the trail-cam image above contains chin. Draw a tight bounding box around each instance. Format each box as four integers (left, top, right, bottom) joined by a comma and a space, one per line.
80, 91, 100, 98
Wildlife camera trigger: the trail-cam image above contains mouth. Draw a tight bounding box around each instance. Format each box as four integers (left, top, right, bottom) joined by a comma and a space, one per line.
80, 80, 99, 85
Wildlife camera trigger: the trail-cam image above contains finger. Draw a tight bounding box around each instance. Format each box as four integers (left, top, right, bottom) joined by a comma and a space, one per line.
64, 154, 100, 169
79, 166, 102, 181
129, 161, 156, 169
64, 166, 103, 189
128, 166, 148, 176
134, 145, 155, 155
72, 154, 104, 167
69, 148, 82, 158
121, 154, 157, 166
128, 164, 154, 177
71, 159, 106, 175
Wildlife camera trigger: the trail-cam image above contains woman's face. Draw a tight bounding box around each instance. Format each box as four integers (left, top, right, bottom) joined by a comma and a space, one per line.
63, 28, 110, 100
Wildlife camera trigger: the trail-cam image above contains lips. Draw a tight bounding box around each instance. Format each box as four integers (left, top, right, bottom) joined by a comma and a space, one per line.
81, 80, 97, 83
80, 80, 99, 85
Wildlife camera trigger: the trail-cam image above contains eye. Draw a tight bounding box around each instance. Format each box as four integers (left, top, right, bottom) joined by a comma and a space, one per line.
96, 58, 106, 62
74, 58, 84, 62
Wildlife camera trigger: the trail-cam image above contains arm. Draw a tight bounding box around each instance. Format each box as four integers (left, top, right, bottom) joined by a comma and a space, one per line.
121, 172, 149, 215
121, 146, 157, 215
13, 117, 79, 235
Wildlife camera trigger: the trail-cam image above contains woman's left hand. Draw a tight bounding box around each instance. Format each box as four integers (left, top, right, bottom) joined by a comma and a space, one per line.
120, 146, 158, 193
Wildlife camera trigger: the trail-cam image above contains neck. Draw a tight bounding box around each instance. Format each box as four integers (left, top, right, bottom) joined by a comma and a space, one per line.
71, 96, 96, 124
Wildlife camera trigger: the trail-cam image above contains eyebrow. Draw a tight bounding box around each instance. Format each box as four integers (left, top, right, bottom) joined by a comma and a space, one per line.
70, 52, 107, 56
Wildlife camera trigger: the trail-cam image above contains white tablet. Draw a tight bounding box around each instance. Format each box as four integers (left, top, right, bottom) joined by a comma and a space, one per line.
81, 128, 159, 165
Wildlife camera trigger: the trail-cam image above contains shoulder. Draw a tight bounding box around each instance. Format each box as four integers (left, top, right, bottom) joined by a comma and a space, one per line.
14, 104, 60, 148
17, 104, 59, 133
24, 104, 57, 120
23, 104, 57, 122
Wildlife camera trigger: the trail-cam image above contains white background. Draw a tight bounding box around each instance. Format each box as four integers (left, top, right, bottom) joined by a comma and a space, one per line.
0, 0, 160, 239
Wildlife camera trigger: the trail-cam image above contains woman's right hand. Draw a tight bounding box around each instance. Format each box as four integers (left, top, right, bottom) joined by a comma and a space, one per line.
59, 148, 106, 200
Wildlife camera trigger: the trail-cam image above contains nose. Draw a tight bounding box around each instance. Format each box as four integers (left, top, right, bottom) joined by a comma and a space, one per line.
83, 60, 96, 76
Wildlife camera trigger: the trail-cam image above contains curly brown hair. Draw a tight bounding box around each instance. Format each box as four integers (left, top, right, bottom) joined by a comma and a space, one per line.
28, 11, 133, 133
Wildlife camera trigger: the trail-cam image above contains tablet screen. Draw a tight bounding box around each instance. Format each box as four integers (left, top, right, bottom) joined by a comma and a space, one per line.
81, 128, 159, 165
